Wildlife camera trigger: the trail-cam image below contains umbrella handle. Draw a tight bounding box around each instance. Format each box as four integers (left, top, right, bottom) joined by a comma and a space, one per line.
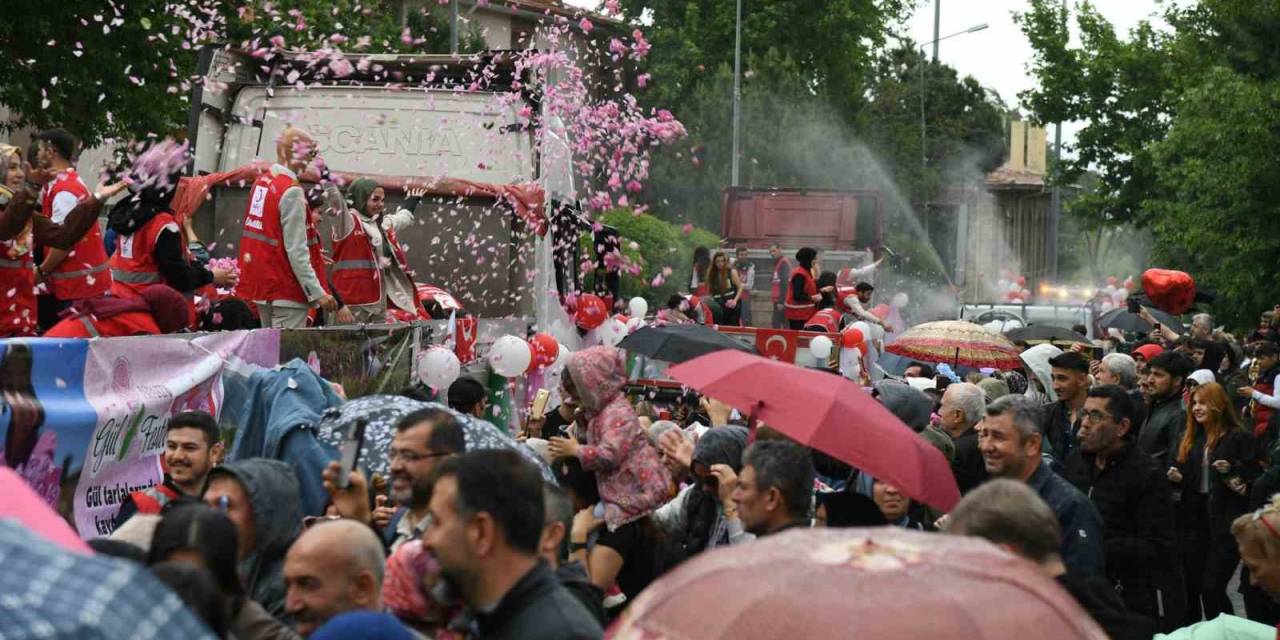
745, 401, 763, 445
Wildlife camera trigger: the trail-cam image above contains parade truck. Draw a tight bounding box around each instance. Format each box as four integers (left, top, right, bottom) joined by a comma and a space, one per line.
184, 47, 584, 330
721, 186, 885, 301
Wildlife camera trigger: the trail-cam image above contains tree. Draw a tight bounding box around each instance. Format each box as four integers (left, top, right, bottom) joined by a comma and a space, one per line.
0, 0, 473, 146
1017, 0, 1280, 326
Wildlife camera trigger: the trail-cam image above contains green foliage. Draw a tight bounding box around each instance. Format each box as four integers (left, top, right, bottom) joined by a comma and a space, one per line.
0, 1, 477, 146
579, 208, 722, 306
1017, 0, 1280, 327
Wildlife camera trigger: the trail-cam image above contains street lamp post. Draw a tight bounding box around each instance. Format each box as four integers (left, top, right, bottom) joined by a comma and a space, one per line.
919, 23, 988, 177
731, 0, 743, 187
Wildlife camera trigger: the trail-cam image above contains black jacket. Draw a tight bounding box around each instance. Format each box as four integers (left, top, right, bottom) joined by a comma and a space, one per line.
1027, 462, 1106, 576
1057, 573, 1159, 640
555, 561, 606, 627
1063, 441, 1177, 617
474, 561, 603, 640
1041, 401, 1081, 463
949, 427, 988, 494
1139, 394, 1184, 468
1172, 428, 1258, 537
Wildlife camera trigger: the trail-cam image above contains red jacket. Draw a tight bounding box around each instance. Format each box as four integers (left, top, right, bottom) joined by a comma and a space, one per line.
783, 266, 818, 322
39, 170, 111, 301
237, 169, 328, 304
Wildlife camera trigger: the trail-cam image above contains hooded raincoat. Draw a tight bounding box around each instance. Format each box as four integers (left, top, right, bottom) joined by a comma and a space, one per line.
207, 459, 304, 619
565, 346, 670, 531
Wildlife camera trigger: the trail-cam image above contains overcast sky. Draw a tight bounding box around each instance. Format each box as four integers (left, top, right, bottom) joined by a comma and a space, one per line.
563, 0, 1171, 148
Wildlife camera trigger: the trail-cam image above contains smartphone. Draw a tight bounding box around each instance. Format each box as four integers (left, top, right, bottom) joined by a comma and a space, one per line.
336, 419, 366, 490
1091, 346, 1104, 361
1127, 297, 1141, 314
530, 388, 551, 421
935, 375, 952, 392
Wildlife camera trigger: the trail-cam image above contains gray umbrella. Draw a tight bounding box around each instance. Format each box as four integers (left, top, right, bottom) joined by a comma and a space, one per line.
317, 394, 554, 482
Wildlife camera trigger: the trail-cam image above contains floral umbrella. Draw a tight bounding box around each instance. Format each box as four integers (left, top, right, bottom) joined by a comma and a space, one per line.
611, 527, 1106, 640
885, 320, 1023, 370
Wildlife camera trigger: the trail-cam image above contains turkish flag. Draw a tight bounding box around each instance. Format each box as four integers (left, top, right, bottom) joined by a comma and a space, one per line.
455, 316, 478, 364
755, 329, 797, 362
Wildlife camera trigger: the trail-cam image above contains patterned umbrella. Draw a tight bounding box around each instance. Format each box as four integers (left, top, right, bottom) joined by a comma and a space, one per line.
317, 395, 554, 483
612, 527, 1106, 640
886, 320, 1023, 370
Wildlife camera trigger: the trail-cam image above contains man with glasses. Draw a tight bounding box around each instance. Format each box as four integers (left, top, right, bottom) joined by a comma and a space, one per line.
380, 408, 466, 552
1063, 385, 1181, 630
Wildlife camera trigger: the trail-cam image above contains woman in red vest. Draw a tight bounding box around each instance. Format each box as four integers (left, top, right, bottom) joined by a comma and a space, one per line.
107, 178, 238, 302
322, 178, 426, 323
784, 247, 832, 330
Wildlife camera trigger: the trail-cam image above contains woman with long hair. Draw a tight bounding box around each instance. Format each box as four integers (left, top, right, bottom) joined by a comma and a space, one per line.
149, 503, 299, 640
705, 250, 744, 326
1168, 382, 1258, 620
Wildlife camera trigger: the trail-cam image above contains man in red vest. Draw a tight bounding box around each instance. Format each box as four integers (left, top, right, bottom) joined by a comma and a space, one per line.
237, 127, 338, 328
769, 244, 794, 329
114, 410, 224, 529
31, 129, 113, 327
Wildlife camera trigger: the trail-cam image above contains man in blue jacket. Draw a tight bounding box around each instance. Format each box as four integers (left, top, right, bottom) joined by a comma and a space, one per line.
979, 394, 1106, 576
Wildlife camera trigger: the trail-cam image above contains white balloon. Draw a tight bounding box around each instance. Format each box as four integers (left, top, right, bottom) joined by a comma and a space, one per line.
552, 343, 572, 372
489, 335, 532, 378
600, 319, 627, 347
868, 322, 885, 341
839, 346, 862, 380
626, 317, 644, 332
809, 335, 833, 360
891, 292, 909, 308
628, 296, 649, 318
417, 346, 461, 389
851, 321, 872, 340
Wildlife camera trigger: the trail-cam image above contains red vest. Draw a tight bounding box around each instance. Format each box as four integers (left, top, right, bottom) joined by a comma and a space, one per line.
771, 258, 794, 304
39, 170, 111, 301
0, 222, 36, 337
783, 266, 818, 322
804, 308, 840, 334
109, 213, 182, 297
44, 310, 161, 338
237, 170, 329, 304
834, 286, 859, 314
128, 482, 182, 515
332, 214, 424, 311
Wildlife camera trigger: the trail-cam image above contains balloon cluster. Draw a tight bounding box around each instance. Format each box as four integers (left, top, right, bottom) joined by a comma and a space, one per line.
807, 321, 878, 380
1097, 276, 1139, 314
996, 270, 1032, 304
488, 333, 573, 378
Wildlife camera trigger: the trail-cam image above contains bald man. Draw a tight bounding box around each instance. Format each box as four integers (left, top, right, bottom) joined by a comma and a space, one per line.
284, 519, 394, 637
237, 126, 343, 328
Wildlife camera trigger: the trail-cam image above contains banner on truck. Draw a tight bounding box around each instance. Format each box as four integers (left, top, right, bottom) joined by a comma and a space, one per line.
0, 331, 280, 538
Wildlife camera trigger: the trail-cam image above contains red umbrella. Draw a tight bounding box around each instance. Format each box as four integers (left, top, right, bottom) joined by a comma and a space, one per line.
666, 351, 960, 512
0, 467, 90, 554
610, 527, 1106, 640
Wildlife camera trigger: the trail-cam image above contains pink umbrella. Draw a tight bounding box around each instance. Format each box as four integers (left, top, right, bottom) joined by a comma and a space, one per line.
666, 350, 960, 512
0, 467, 90, 554
611, 527, 1107, 640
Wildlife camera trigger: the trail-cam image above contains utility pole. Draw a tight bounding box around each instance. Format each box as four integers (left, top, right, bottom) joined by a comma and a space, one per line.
1047, 0, 1065, 279
731, 0, 743, 187
450, 0, 459, 54
932, 0, 942, 61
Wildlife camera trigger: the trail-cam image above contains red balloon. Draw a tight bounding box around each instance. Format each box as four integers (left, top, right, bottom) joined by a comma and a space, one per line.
1106, 276, 1118, 286
1142, 269, 1196, 315
527, 333, 559, 372
1016, 276, 1026, 287
841, 327, 865, 350
574, 294, 608, 330
613, 313, 631, 324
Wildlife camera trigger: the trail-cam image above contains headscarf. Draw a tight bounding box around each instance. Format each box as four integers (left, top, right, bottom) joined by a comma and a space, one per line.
681, 426, 748, 557
1001, 370, 1029, 395
382, 540, 452, 629
107, 183, 177, 235
346, 178, 379, 218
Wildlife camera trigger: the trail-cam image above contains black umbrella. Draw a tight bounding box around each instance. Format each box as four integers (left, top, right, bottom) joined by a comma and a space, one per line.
1098, 307, 1186, 335
618, 324, 756, 363
1005, 325, 1089, 344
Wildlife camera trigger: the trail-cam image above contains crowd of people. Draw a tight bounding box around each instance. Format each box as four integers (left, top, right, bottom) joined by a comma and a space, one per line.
8, 123, 1280, 637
